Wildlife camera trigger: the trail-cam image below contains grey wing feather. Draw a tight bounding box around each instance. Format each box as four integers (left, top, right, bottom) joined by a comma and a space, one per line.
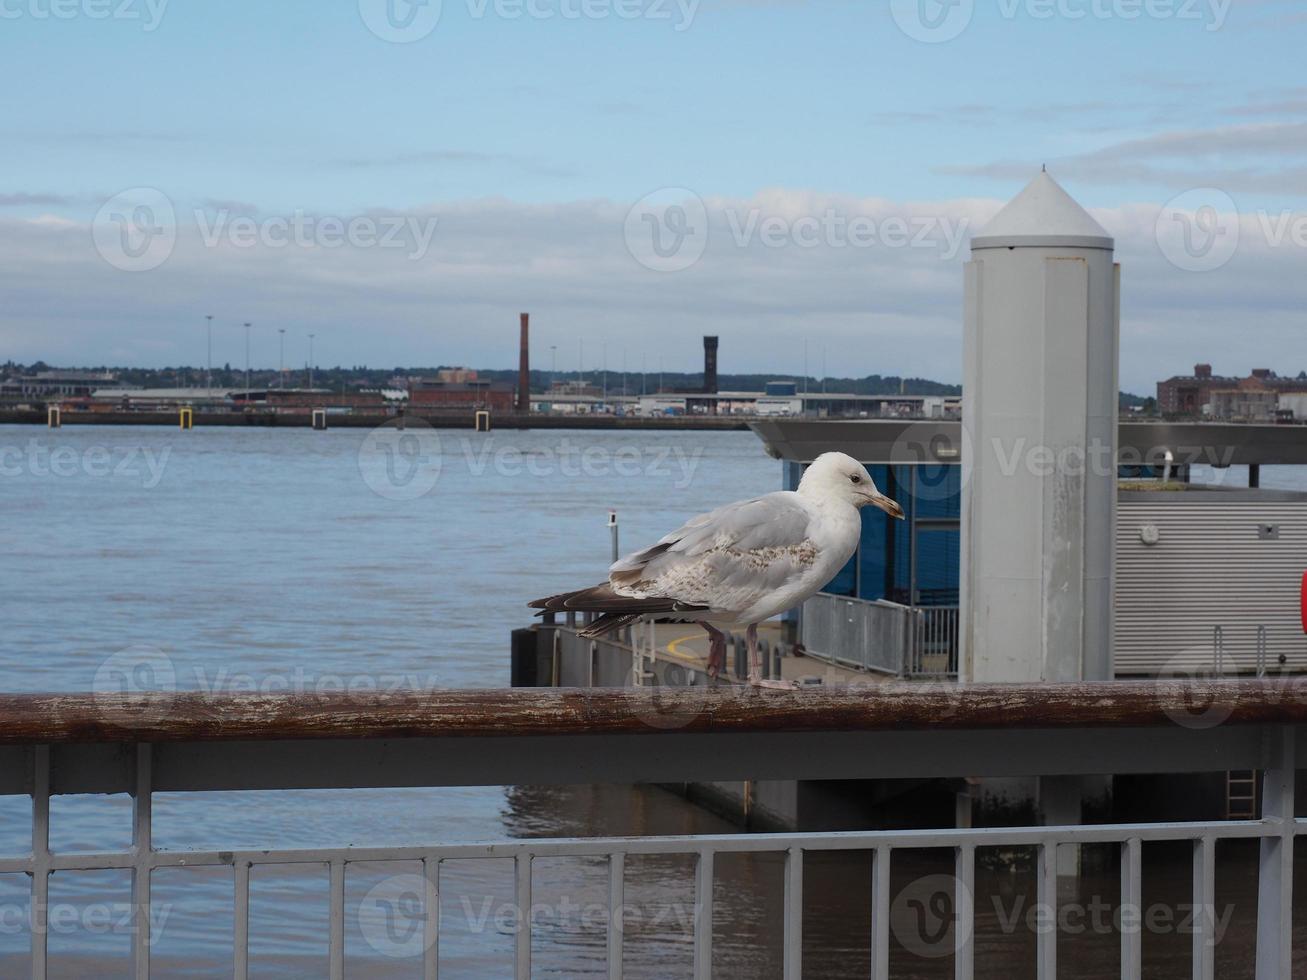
608, 492, 816, 611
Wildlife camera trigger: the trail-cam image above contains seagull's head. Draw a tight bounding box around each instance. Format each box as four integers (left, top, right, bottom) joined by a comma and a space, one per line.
799, 452, 905, 519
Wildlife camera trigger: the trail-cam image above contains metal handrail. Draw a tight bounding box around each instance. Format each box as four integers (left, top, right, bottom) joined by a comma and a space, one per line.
2, 680, 1307, 743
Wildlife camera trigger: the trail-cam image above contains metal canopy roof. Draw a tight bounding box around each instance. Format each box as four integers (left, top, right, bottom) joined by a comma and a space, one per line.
749, 419, 1307, 467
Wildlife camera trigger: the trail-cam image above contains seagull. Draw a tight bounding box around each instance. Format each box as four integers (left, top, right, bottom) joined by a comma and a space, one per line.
529, 452, 905, 689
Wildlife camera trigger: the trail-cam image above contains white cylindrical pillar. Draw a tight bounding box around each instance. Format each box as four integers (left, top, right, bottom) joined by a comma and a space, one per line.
961, 172, 1120, 683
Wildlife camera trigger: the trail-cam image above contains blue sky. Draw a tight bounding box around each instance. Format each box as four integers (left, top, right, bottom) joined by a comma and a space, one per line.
3, 0, 1306, 392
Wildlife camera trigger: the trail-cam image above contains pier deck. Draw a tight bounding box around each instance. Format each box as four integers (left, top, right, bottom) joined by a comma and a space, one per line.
636, 621, 887, 687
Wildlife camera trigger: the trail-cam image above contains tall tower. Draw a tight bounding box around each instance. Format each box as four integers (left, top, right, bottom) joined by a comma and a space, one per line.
703, 336, 719, 394
961, 172, 1119, 684
517, 313, 530, 414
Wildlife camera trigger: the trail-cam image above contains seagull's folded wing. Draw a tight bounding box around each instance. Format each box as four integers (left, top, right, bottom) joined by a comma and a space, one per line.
608, 492, 817, 613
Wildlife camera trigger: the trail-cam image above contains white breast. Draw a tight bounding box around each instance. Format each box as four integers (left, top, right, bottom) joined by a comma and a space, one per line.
729, 498, 862, 625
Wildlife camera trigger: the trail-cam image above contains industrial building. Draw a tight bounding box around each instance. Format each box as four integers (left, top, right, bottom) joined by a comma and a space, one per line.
1158, 363, 1307, 419
409, 372, 514, 412
76, 387, 404, 415
0, 370, 120, 404
636, 389, 958, 419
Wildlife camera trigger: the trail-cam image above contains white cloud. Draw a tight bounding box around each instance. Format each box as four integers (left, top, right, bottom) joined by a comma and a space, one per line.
1, 189, 1305, 393
943, 122, 1307, 194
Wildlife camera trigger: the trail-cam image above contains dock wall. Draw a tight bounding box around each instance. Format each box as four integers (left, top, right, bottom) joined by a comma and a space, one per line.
0, 409, 749, 431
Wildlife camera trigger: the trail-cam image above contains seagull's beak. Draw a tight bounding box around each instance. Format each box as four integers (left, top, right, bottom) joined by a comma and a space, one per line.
868, 492, 905, 519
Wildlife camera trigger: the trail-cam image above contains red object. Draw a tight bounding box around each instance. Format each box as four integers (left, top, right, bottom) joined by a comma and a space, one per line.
1301, 572, 1307, 634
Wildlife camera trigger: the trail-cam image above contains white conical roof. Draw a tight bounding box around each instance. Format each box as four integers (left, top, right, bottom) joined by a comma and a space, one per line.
971, 171, 1113, 251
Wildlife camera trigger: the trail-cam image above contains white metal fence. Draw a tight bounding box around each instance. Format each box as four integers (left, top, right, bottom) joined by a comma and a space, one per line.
800, 593, 913, 675
909, 605, 961, 678
801, 593, 960, 678
0, 687, 1302, 979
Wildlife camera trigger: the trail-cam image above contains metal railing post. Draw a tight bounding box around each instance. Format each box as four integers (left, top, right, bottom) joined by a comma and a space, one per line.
132, 744, 152, 980
1036, 843, 1057, 980
328, 859, 345, 980
1120, 837, 1143, 980
783, 846, 802, 980
870, 847, 890, 980
1192, 836, 1216, 980
423, 855, 441, 980
954, 844, 974, 980
693, 850, 713, 980
30, 746, 50, 980
1255, 726, 1295, 980
233, 860, 250, 980
515, 854, 532, 979
607, 853, 624, 980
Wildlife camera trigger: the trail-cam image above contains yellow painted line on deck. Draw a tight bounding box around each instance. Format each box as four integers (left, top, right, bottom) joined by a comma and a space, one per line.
664, 634, 705, 663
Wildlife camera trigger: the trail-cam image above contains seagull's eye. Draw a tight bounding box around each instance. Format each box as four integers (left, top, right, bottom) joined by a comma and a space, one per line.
850, 475, 861, 484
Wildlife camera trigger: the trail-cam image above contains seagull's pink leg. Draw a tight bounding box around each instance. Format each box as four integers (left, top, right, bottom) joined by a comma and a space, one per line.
702, 623, 727, 678
748, 623, 798, 690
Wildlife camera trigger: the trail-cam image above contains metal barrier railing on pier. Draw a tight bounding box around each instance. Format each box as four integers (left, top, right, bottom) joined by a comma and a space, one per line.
800, 592, 960, 678
0, 683, 1303, 979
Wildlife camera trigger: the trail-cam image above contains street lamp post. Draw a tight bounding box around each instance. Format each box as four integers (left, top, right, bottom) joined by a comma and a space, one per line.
278, 328, 286, 388
308, 333, 316, 388
205, 315, 213, 391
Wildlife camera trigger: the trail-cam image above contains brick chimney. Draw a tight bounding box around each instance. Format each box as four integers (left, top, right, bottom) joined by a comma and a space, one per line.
517, 313, 530, 413
1194, 363, 1212, 379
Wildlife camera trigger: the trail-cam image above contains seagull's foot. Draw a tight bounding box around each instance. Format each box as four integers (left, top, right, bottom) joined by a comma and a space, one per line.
703, 627, 727, 680
749, 678, 799, 691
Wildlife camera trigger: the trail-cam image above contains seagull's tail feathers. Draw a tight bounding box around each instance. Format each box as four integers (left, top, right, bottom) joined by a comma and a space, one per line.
577, 613, 643, 638
528, 584, 709, 637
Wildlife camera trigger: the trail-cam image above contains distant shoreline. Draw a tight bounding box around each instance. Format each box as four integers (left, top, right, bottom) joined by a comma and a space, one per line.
0, 410, 751, 431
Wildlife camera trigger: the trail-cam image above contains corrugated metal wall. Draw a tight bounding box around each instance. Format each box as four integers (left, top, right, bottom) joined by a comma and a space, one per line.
1114, 496, 1307, 674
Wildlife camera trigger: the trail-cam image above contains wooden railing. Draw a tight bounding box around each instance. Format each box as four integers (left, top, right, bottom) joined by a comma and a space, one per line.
2, 680, 1306, 743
